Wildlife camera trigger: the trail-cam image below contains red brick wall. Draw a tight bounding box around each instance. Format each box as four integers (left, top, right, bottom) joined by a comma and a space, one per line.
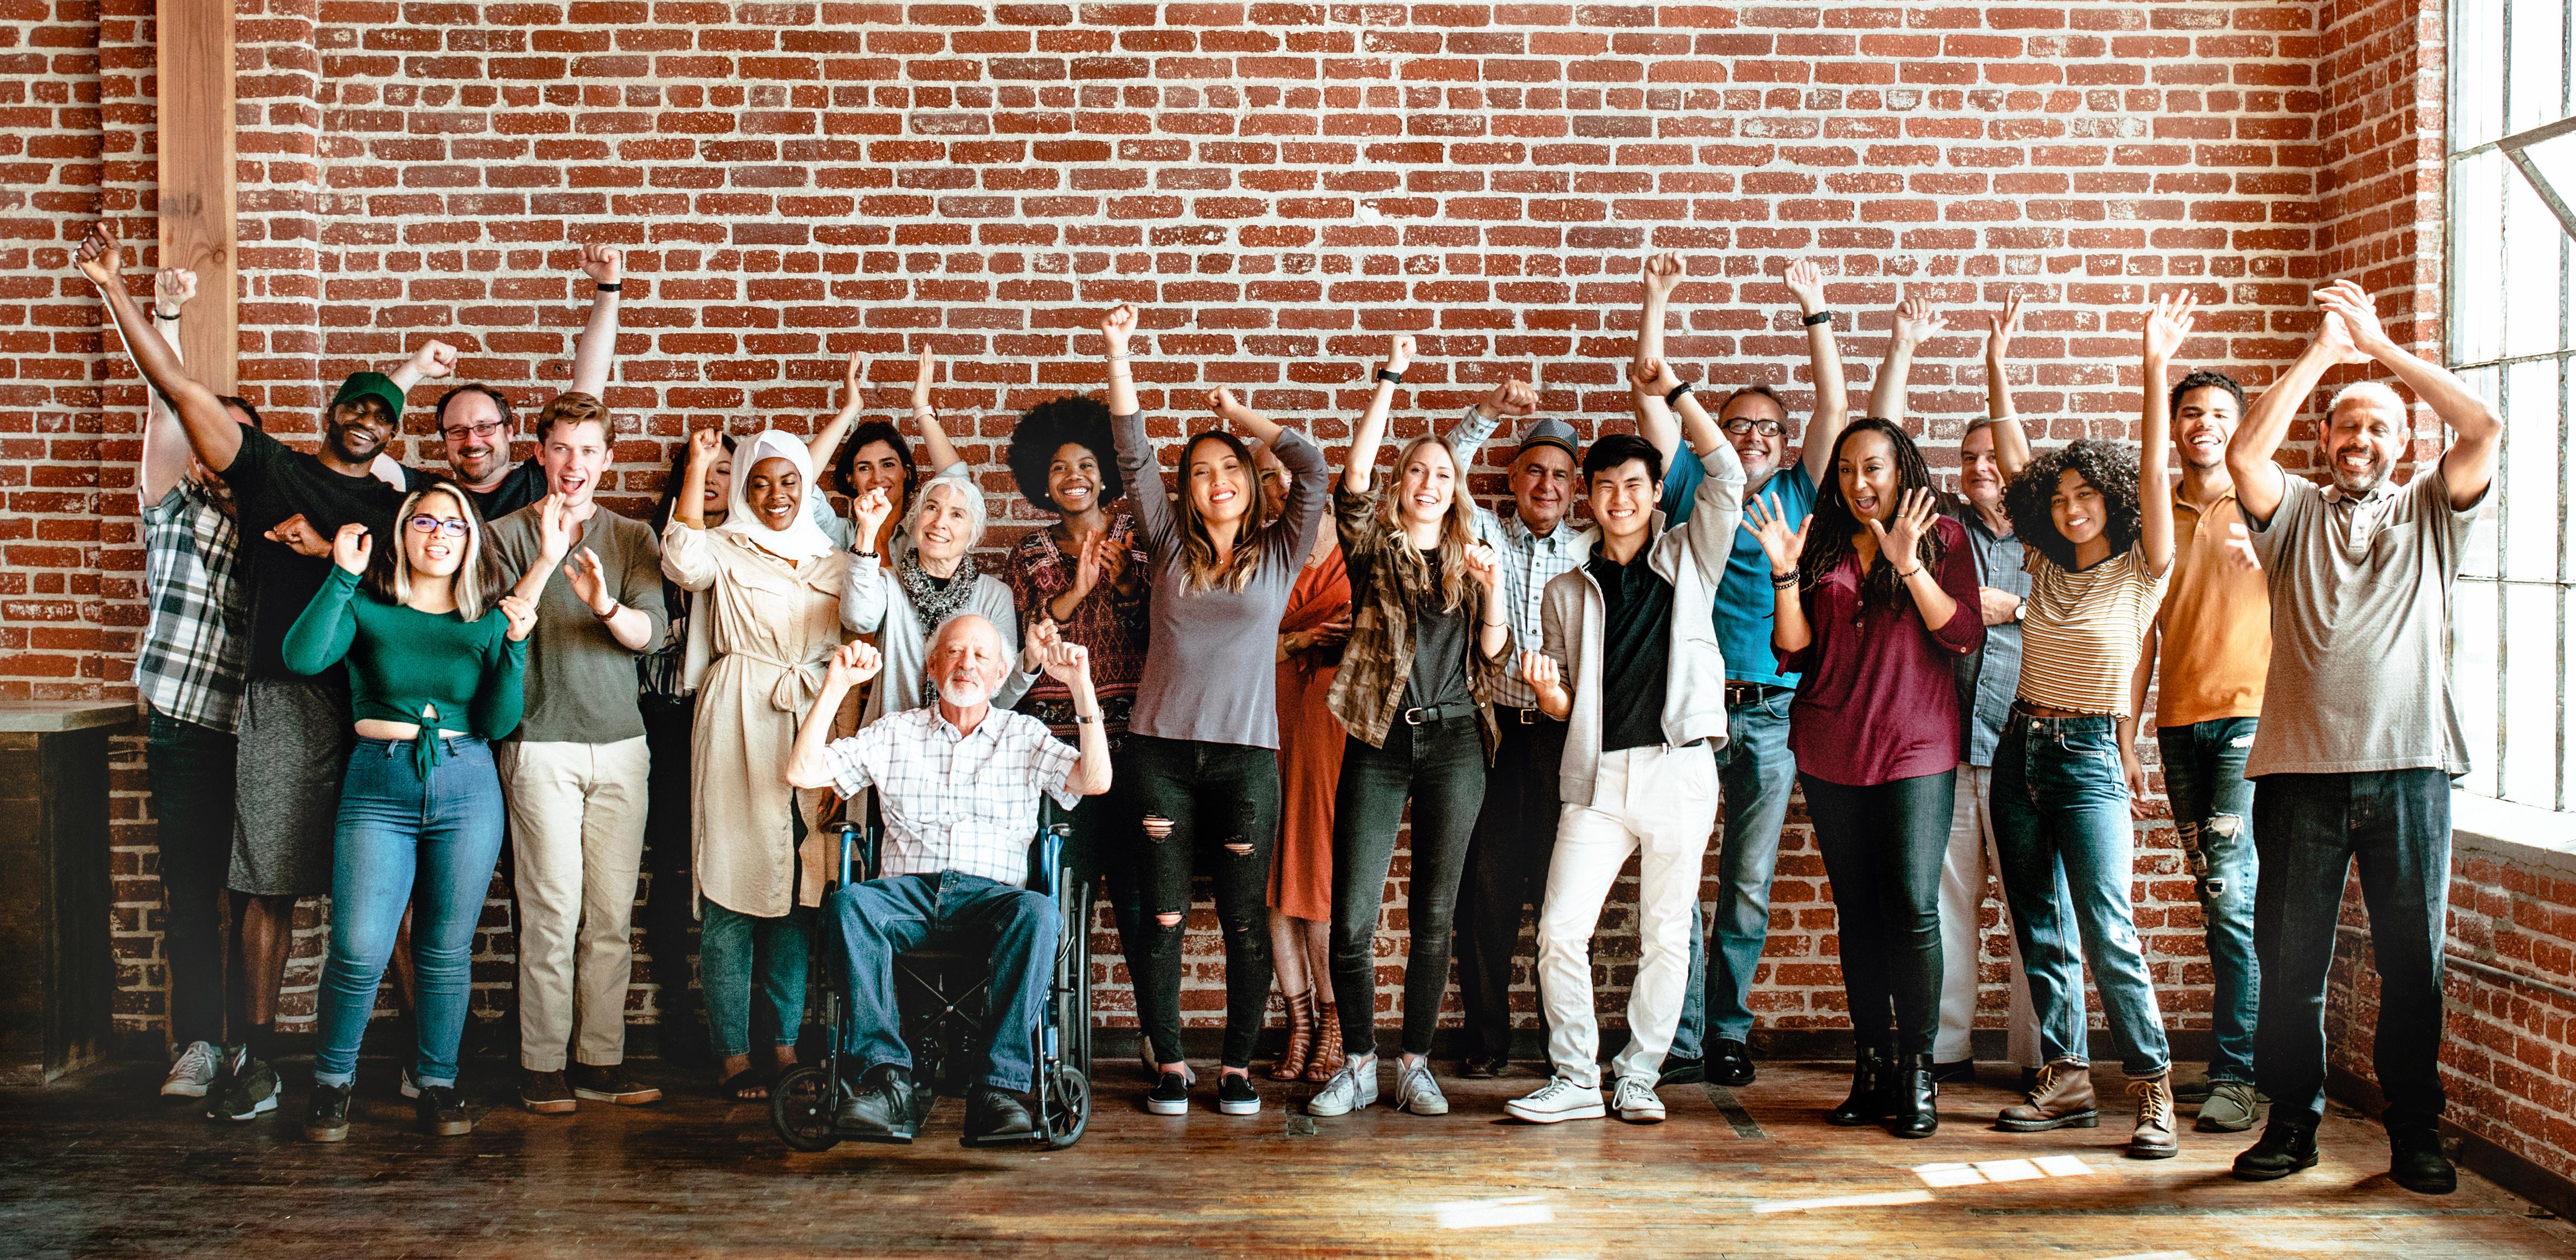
11, 2, 2380, 1051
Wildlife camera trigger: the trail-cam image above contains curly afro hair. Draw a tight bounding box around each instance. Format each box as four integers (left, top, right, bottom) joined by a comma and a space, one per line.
1007, 393, 1121, 513
2002, 438, 2143, 570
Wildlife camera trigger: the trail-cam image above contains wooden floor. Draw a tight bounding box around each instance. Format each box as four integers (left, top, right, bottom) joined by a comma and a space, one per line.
5, 1057, 2570, 1258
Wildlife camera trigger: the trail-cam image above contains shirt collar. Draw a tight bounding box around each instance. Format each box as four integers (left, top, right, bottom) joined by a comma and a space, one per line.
2320, 477, 2399, 507
1503, 511, 1587, 550
919, 704, 997, 745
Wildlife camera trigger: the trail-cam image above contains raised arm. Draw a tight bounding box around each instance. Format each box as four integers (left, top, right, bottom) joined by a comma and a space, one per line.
2136, 292, 2192, 577
907, 346, 964, 475
1869, 295, 1943, 425
1345, 336, 1412, 494
839, 488, 897, 633
1786, 259, 1852, 486
806, 349, 867, 474
1099, 305, 1175, 559
2229, 297, 2364, 525
1982, 295, 2033, 482
1044, 639, 1113, 796
385, 339, 458, 393
137, 267, 197, 502
72, 224, 242, 473
2316, 278, 2501, 511
281, 528, 372, 676
1444, 378, 1533, 469
786, 642, 883, 791
1634, 252, 1687, 466
1746, 496, 1814, 655
1210, 388, 1327, 563
568, 243, 623, 397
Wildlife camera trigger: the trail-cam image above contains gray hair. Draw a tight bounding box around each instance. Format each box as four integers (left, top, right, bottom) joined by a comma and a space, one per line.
912, 468, 988, 554
2326, 380, 2408, 426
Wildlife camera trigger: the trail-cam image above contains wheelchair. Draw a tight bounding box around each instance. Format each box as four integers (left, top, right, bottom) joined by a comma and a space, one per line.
769, 811, 1094, 1151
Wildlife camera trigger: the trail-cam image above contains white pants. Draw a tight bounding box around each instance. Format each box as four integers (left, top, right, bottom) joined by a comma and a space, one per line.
1936, 763, 2042, 1067
1536, 743, 1719, 1088
499, 736, 652, 1071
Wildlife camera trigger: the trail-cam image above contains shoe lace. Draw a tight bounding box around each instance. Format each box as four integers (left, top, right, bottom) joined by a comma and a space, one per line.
2129, 1077, 2172, 1117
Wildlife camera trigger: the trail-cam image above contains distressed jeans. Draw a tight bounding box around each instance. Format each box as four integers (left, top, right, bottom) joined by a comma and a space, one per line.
1127, 735, 1281, 1070
2157, 717, 2261, 1084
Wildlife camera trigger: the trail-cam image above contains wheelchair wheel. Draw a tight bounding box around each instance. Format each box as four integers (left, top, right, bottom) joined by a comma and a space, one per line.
1042, 1066, 1090, 1149
770, 1064, 842, 1152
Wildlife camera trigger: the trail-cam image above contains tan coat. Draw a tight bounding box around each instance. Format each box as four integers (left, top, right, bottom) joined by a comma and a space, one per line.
660, 521, 851, 918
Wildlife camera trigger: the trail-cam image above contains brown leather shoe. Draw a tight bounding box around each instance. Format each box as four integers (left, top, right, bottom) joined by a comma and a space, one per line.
1303, 1002, 1346, 1084
2128, 1073, 2179, 1159
520, 1069, 578, 1114
572, 1063, 663, 1106
1268, 989, 1316, 1082
1996, 1058, 2098, 1132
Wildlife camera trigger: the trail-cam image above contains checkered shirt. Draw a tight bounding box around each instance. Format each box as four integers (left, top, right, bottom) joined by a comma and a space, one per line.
822, 704, 1083, 887
1471, 505, 1596, 709
137, 482, 248, 731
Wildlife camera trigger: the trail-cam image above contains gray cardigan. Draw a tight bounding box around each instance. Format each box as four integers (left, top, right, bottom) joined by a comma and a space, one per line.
1537, 439, 1746, 804
839, 552, 1035, 728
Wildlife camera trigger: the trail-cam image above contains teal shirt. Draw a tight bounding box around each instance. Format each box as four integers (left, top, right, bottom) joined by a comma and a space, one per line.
1662, 457, 1813, 689
282, 565, 530, 741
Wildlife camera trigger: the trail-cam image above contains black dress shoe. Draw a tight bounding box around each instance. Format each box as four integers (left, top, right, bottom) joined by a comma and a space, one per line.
2231, 1123, 2320, 1181
1458, 1054, 1504, 1080
2389, 1131, 2457, 1195
1886, 1054, 1938, 1139
1930, 1058, 1976, 1086
835, 1066, 919, 1143
963, 1085, 1038, 1146
1826, 1045, 1891, 1127
1712, 1039, 1756, 1088
1657, 1056, 1705, 1087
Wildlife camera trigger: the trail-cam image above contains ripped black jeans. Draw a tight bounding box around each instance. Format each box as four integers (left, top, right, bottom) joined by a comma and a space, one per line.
1126, 734, 1282, 1070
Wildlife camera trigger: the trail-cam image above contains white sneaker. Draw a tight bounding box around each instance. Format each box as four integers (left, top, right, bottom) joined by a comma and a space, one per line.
1307, 1055, 1379, 1117
1504, 1075, 1606, 1123
1393, 1061, 1448, 1115
161, 1041, 219, 1098
400, 1067, 420, 1100
1612, 1075, 1666, 1124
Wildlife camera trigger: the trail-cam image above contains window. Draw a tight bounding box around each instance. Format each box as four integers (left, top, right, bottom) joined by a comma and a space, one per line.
2448, 0, 2576, 807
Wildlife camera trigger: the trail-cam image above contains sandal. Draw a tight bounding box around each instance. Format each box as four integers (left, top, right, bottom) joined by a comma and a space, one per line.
718, 1067, 773, 1101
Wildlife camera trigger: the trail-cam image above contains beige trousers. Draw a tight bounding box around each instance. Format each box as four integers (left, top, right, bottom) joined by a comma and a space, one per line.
499, 736, 652, 1071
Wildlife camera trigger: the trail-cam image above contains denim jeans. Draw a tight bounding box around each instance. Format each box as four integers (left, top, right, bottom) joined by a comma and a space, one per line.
312, 736, 508, 1088
1127, 735, 1281, 1069
145, 709, 239, 1048
1456, 715, 1566, 1061
2157, 717, 2261, 1083
1992, 714, 2171, 1078
1327, 715, 1485, 1057
2251, 769, 2450, 1135
1804, 770, 1952, 1058
1675, 689, 1798, 1058
701, 900, 815, 1060
830, 871, 1060, 1093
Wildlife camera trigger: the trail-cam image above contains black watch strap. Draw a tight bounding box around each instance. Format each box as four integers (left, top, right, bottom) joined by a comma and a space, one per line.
595, 282, 623, 292
1374, 368, 1404, 384
1664, 381, 1693, 406
1801, 310, 1834, 327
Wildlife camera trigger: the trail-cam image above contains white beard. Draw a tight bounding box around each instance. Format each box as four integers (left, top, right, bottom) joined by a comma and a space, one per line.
936, 679, 993, 710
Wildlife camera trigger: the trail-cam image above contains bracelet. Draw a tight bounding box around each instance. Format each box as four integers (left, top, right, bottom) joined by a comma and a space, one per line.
1801, 310, 1835, 328
1770, 571, 1799, 588
595, 282, 622, 292
592, 603, 620, 621
1893, 565, 1923, 579
1375, 368, 1405, 384
912, 406, 937, 417
153, 309, 181, 321
1107, 354, 1129, 362
1072, 712, 1100, 725
1664, 381, 1694, 406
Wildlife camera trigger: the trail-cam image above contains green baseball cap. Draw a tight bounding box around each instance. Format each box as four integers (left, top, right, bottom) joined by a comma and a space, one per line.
330, 372, 407, 426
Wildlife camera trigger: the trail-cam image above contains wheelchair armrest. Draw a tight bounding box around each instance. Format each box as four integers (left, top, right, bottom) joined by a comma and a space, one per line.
835, 822, 882, 891
1027, 819, 1072, 899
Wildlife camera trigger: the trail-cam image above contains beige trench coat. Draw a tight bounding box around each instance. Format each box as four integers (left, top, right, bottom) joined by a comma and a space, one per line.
660, 521, 851, 918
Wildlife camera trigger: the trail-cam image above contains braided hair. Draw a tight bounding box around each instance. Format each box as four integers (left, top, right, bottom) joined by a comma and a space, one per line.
1797, 417, 1954, 612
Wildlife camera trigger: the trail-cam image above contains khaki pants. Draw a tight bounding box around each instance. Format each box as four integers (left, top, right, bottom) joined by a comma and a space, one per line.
1937, 763, 2046, 1068
499, 736, 652, 1071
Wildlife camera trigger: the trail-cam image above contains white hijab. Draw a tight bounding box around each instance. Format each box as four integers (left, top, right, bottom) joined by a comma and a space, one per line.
714, 429, 836, 562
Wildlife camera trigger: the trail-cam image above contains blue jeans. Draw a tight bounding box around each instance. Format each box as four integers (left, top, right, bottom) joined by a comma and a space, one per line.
831, 871, 1060, 1092
1673, 689, 1798, 1058
2251, 769, 2450, 1135
701, 900, 814, 1061
312, 736, 507, 1088
1992, 714, 2170, 1077
2157, 717, 2261, 1083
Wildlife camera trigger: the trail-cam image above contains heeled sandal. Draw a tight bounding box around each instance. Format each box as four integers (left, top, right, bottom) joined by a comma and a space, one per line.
1269, 988, 1316, 1081
1303, 1002, 1346, 1084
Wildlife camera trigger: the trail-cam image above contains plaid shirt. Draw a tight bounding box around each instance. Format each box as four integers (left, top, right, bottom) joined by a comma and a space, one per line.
1443, 403, 1598, 710
137, 482, 248, 731
822, 704, 1083, 887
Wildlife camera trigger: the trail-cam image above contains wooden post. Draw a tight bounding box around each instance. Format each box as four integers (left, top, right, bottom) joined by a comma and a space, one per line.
154, 1, 237, 393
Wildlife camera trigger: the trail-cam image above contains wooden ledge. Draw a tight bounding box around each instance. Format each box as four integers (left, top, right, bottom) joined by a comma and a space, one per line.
0, 702, 135, 734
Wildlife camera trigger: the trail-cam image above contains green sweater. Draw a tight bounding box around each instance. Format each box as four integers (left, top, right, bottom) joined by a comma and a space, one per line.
282, 566, 529, 741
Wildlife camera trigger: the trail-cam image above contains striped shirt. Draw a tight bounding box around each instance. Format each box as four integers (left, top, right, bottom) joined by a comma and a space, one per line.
2014, 546, 2168, 718
136, 482, 248, 731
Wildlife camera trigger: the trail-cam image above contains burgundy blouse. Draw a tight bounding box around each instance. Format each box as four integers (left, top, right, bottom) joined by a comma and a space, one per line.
1776, 514, 1985, 787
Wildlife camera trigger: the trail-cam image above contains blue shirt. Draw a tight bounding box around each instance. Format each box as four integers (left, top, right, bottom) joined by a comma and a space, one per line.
1663, 457, 1813, 688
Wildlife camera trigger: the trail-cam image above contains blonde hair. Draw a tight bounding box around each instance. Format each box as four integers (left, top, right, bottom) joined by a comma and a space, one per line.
366, 483, 499, 622
1373, 433, 1478, 613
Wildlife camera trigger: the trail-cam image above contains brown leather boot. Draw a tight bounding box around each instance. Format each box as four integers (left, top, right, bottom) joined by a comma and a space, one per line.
1996, 1058, 2099, 1132
1268, 989, 1316, 1081
1303, 1003, 1346, 1084
2128, 1073, 2179, 1159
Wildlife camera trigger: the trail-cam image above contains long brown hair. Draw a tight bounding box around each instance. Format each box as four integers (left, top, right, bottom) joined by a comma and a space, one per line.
366, 483, 502, 622
1177, 430, 1275, 593
1372, 433, 1477, 613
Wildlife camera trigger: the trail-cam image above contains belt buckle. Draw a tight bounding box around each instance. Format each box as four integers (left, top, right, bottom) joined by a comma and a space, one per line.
1404, 707, 1430, 725
1517, 706, 1539, 725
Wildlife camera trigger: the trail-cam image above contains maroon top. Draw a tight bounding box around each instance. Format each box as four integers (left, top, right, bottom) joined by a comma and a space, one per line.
1776, 514, 1985, 787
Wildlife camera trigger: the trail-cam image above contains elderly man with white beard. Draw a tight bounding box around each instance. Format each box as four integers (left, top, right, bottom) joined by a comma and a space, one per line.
785, 615, 1112, 1145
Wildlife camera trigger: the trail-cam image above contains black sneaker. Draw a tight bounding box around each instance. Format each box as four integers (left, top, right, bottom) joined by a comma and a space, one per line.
1712, 1039, 1756, 1088
1146, 1069, 1191, 1116
415, 1084, 472, 1136
207, 1051, 280, 1122
963, 1085, 1037, 1146
2389, 1131, 2457, 1195
302, 1081, 352, 1143
1656, 1056, 1705, 1087
1217, 1073, 1261, 1116
835, 1066, 918, 1142
1930, 1058, 1976, 1086
1458, 1054, 1504, 1080
2231, 1123, 2321, 1181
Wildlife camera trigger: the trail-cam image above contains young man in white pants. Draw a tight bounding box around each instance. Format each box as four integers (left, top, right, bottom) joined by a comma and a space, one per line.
1506, 359, 1741, 1125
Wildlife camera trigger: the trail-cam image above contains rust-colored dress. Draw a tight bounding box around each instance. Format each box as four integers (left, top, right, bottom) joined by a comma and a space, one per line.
1270, 542, 1351, 922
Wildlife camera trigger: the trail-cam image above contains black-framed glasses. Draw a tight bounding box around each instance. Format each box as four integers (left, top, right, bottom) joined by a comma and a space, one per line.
1721, 418, 1789, 438
441, 419, 508, 443
408, 515, 470, 537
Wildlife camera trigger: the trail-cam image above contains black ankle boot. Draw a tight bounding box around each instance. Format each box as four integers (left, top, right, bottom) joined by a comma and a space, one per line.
1885, 1054, 1938, 1139
1826, 1044, 1891, 1126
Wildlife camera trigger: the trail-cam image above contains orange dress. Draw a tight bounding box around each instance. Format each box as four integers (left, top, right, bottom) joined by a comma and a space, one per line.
1269, 542, 1350, 922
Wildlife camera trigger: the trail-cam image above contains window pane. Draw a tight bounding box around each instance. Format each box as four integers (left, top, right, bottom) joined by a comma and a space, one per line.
2462, 367, 2505, 579
2509, 0, 2571, 135
2503, 358, 2564, 581
2503, 153, 2571, 359
2457, 577, 2502, 797
2503, 581, 2560, 805
2455, 151, 2509, 365
2457, 0, 2507, 150
2517, 126, 2576, 206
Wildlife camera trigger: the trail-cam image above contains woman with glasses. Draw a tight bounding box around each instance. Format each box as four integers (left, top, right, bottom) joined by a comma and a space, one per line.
283, 484, 537, 1142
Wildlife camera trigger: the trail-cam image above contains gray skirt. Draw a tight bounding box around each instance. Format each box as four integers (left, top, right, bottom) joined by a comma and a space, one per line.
229, 676, 352, 897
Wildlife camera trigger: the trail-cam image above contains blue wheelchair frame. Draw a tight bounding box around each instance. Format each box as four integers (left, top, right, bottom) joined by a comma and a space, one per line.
769, 813, 1093, 1151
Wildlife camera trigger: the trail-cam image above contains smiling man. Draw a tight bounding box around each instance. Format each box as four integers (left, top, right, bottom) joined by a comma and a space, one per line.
484, 392, 670, 1115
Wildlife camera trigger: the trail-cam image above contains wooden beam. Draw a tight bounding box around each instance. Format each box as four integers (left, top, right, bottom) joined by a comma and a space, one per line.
154, 1, 237, 394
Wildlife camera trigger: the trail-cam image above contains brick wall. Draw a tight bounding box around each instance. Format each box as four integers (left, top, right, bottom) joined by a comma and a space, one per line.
9, 2, 2394, 1054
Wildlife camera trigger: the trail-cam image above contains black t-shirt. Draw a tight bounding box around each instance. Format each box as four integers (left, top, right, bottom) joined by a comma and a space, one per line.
218, 424, 424, 683
464, 460, 546, 522
1587, 548, 1674, 754
1400, 551, 1473, 711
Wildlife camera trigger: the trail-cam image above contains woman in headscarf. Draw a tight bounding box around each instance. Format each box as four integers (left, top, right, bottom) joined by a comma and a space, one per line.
660, 425, 852, 1101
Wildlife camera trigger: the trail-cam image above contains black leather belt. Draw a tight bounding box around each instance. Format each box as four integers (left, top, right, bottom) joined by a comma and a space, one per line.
1402, 701, 1480, 725
1724, 682, 1790, 707
1503, 705, 1545, 725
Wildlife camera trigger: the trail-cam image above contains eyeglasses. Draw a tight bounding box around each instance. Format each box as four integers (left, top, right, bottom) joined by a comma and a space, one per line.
441, 419, 508, 443
408, 515, 470, 537
1721, 418, 1789, 438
